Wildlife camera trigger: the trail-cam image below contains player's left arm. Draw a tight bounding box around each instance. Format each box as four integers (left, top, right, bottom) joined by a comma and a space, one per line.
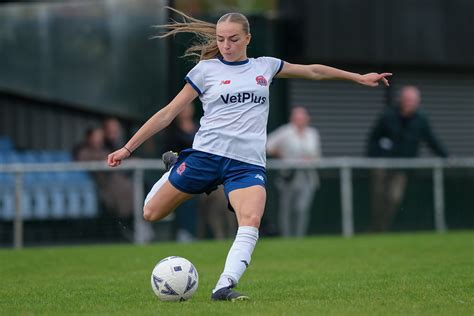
275, 62, 392, 87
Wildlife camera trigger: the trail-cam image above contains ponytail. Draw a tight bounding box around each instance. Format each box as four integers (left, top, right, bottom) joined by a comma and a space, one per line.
154, 7, 250, 62
154, 7, 219, 61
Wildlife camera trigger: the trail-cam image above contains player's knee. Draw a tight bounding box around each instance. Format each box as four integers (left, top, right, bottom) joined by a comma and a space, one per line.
240, 213, 261, 228
143, 205, 156, 222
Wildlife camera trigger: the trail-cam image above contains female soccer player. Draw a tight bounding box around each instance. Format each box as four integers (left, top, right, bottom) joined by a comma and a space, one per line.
107, 8, 391, 301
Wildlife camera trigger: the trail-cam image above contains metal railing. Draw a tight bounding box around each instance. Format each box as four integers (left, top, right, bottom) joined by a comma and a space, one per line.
1, 157, 474, 248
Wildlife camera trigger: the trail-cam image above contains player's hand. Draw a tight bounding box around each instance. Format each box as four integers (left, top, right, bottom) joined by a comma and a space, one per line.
359, 72, 392, 87
107, 147, 131, 167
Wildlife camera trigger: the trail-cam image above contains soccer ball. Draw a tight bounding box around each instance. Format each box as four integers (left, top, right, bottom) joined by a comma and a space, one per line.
150, 256, 199, 301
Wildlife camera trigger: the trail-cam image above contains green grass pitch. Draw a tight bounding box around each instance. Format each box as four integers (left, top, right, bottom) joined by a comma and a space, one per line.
1, 231, 473, 315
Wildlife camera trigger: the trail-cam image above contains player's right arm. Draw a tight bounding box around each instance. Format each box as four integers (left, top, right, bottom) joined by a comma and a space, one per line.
107, 83, 198, 167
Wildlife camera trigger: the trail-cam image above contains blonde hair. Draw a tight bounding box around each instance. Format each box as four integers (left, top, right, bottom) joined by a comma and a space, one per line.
155, 7, 250, 61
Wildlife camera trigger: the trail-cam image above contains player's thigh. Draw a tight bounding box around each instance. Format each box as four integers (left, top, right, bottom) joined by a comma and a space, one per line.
143, 181, 193, 221
228, 185, 266, 228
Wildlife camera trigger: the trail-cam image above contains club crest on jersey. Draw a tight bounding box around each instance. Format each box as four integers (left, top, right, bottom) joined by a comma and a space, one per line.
177, 162, 186, 175
255, 75, 268, 86
220, 80, 231, 85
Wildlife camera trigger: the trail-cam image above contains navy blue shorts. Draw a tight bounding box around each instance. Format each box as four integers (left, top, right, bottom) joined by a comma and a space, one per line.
168, 149, 267, 203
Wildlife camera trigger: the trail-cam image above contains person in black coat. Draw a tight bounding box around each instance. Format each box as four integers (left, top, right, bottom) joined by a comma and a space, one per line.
367, 86, 448, 232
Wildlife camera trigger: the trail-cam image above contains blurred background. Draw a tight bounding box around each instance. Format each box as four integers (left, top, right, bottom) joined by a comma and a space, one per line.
1, 0, 473, 247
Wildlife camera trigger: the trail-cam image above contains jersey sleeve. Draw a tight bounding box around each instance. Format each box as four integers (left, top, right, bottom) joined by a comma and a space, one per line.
261, 56, 284, 79
185, 61, 206, 96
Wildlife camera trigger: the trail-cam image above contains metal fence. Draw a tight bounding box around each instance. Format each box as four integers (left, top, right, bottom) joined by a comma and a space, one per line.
1, 157, 474, 248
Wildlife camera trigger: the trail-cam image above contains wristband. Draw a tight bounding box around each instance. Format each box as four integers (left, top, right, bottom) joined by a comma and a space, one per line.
123, 146, 133, 155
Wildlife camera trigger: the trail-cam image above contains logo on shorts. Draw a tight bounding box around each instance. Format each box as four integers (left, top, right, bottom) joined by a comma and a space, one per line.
177, 162, 186, 175
254, 174, 265, 182
255, 75, 268, 86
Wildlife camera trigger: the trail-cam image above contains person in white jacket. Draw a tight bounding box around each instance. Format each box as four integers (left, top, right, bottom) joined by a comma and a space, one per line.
267, 107, 322, 237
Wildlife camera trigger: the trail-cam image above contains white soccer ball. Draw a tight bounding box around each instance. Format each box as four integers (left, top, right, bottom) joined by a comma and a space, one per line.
150, 256, 199, 301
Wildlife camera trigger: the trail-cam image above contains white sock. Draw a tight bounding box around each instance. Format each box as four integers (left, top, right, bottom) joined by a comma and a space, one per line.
144, 171, 170, 206
213, 226, 259, 293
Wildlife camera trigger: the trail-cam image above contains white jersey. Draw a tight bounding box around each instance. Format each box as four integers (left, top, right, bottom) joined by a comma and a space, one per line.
185, 57, 283, 167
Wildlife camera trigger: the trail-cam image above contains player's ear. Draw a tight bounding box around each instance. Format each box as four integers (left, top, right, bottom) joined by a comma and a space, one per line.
245, 33, 251, 45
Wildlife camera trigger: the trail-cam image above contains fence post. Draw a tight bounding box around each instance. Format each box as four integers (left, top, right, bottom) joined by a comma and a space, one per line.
340, 166, 354, 237
132, 169, 147, 244
14, 172, 23, 249
433, 166, 447, 232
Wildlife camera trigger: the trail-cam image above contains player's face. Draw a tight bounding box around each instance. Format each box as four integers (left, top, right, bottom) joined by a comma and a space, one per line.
216, 22, 251, 62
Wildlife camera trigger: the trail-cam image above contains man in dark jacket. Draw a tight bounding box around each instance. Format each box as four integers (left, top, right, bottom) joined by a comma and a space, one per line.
367, 86, 448, 232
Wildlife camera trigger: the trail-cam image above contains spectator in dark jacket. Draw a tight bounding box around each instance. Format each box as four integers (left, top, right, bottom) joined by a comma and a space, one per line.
367, 86, 448, 232
76, 127, 134, 219
103, 118, 125, 153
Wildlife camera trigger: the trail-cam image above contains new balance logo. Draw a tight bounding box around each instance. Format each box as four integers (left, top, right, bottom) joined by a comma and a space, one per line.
240, 260, 249, 268
220, 80, 231, 85
254, 174, 264, 182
